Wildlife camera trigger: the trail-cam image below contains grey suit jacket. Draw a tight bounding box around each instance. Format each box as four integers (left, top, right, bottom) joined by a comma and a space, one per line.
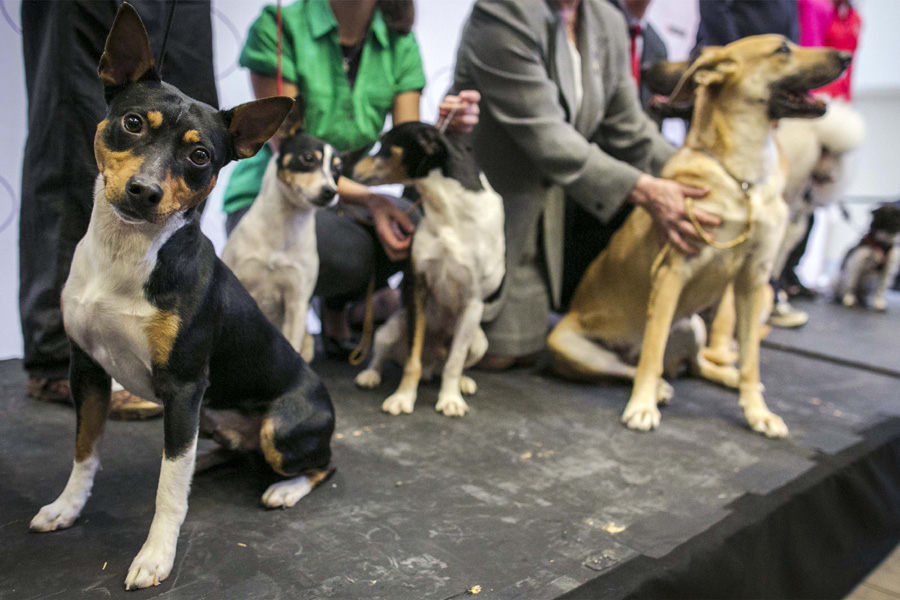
451, 0, 674, 308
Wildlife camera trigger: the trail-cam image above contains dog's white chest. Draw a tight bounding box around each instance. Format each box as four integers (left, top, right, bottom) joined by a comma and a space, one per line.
64, 242, 158, 401
61, 192, 184, 402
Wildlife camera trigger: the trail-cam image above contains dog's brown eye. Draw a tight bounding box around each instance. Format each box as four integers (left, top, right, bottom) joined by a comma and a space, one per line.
190, 148, 210, 166
775, 43, 791, 55
123, 114, 143, 133
302, 152, 315, 163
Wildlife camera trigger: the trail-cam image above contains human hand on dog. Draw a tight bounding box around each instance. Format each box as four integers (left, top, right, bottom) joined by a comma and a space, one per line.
629, 174, 719, 255
369, 194, 415, 261
439, 90, 481, 134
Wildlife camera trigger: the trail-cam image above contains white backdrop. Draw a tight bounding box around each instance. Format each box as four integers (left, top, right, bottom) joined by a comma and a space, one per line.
1, 0, 898, 359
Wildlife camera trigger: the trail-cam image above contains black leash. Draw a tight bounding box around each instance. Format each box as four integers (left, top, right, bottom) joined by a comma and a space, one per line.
156, 0, 178, 77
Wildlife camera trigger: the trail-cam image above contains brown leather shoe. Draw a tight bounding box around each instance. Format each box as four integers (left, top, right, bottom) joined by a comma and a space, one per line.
26, 377, 71, 404
109, 389, 163, 421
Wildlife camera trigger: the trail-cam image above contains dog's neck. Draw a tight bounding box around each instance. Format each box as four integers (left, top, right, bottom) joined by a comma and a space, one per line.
87, 177, 188, 268
686, 88, 777, 185
254, 157, 316, 245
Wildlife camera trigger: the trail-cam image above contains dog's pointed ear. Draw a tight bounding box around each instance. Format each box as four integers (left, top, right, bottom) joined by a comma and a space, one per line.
644, 59, 692, 96
669, 47, 738, 104
221, 97, 295, 160
276, 95, 307, 139
98, 2, 159, 90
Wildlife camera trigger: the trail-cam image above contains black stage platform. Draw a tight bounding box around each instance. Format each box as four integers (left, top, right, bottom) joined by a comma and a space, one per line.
3, 301, 900, 599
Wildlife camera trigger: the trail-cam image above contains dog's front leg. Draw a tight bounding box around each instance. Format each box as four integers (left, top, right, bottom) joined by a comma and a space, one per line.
436, 299, 484, 417
872, 247, 900, 311
31, 343, 111, 532
283, 287, 312, 361
838, 248, 868, 307
382, 279, 426, 415
734, 279, 788, 438
125, 377, 205, 590
622, 256, 685, 431
702, 282, 738, 366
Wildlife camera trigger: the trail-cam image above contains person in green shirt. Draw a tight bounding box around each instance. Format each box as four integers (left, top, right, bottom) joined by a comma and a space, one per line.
223, 0, 477, 356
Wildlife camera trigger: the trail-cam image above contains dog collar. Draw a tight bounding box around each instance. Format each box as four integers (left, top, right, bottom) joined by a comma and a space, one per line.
684, 147, 760, 250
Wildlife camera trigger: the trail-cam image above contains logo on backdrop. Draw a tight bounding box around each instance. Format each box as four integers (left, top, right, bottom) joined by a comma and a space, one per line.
1, 0, 20, 35
0, 175, 18, 235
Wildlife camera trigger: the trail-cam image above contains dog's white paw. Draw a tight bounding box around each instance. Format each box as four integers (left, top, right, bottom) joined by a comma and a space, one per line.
262, 475, 313, 509
436, 392, 469, 417
622, 403, 661, 431
657, 380, 674, 405
355, 369, 382, 389
842, 293, 857, 307
459, 375, 478, 396
873, 296, 888, 311
382, 391, 416, 415
745, 408, 789, 438
30, 499, 82, 532
125, 538, 176, 590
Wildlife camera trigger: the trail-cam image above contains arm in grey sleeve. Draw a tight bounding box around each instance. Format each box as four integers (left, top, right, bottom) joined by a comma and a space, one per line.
462, 7, 657, 222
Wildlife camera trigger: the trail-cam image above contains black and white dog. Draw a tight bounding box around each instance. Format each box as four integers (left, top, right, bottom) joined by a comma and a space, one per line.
835, 203, 900, 311
352, 122, 505, 417
30, 4, 334, 590
222, 97, 342, 362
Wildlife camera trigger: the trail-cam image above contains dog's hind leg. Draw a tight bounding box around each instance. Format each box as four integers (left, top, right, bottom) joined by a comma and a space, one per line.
837, 247, 868, 307
260, 378, 334, 508
702, 283, 738, 366
872, 247, 900, 311
436, 299, 484, 417
382, 279, 427, 415
125, 377, 205, 590
356, 310, 406, 389
622, 256, 685, 431
31, 343, 111, 533
734, 279, 788, 438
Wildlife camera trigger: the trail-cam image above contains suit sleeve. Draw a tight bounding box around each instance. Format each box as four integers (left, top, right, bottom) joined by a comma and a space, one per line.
698, 0, 741, 46
461, 5, 665, 222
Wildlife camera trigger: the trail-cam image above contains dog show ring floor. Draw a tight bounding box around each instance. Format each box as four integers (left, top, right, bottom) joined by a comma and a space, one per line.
2, 296, 900, 599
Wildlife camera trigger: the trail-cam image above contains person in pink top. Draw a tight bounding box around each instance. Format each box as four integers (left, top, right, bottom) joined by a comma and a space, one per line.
798, 0, 833, 47
818, 0, 862, 100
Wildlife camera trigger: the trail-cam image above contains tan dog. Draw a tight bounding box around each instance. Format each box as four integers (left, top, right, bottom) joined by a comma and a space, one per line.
548, 36, 850, 437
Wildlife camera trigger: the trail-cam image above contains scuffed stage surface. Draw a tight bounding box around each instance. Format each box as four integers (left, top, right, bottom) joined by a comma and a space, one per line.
2, 315, 900, 598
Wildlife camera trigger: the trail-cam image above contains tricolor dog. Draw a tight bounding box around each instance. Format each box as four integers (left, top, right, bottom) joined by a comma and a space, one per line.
30, 4, 334, 590
352, 122, 504, 417
834, 203, 900, 311
222, 97, 343, 362
548, 36, 849, 437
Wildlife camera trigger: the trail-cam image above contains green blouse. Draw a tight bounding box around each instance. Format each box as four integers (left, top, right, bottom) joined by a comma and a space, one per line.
223, 0, 426, 213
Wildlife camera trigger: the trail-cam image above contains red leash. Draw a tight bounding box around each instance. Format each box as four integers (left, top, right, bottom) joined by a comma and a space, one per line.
276, 0, 283, 95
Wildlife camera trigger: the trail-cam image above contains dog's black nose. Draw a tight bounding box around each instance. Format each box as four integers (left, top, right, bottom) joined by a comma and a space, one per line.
837, 51, 852, 70
125, 177, 163, 207
321, 187, 337, 201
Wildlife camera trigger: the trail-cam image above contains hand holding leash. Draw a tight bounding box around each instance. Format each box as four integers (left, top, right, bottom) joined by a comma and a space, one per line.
438, 90, 481, 134
629, 174, 718, 255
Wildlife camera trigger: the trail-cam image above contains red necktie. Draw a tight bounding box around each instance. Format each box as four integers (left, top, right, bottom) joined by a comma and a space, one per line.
630, 23, 642, 89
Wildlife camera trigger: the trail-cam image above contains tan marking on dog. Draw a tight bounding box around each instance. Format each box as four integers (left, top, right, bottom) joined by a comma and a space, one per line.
353, 147, 407, 185
277, 169, 321, 190
145, 310, 180, 366
315, 150, 322, 160
155, 174, 217, 223
182, 129, 201, 144
260, 418, 288, 476
282, 153, 293, 166
94, 132, 145, 205
147, 111, 163, 128
75, 388, 110, 461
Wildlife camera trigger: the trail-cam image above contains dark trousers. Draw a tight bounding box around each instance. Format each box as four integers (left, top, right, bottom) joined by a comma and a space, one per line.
560, 199, 634, 311
19, 0, 218, 378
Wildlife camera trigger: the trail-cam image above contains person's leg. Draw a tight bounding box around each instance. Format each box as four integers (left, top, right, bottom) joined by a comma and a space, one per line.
480, 194, 550, 369
20, 1, 112, 398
